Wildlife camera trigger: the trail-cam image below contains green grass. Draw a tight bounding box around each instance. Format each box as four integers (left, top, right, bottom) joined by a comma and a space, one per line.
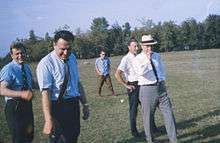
0, 49, 220, 143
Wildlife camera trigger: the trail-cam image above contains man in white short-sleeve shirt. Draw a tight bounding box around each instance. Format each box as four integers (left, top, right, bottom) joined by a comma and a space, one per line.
115, 38, 158, 138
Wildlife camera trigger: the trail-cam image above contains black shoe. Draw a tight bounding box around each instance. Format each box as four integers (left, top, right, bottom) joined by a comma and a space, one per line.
132, 132, 141, 138
153, 127, 161, 133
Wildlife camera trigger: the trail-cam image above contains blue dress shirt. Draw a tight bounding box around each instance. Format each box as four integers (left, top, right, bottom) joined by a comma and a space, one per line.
95, 57, 110, 76
36, 51, 80, 101
0, 60, 33, 102
151, 52, 166, 82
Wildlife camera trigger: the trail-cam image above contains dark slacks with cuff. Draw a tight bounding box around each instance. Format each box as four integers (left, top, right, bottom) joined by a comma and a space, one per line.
5, 99, 34, 143
139, 84, 177, 143
50, 97, 80, 143
127, 81, 140, 135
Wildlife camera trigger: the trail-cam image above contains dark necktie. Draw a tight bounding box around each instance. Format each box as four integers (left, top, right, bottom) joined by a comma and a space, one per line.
58, 60, 69, 101
21, 64, 29, 90
150, 54, 159, 83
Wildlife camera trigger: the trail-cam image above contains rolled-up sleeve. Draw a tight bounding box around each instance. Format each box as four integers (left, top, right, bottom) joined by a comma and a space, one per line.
117, 56, 127, 72
36, 60, 52, 91
0, 66, 12, 85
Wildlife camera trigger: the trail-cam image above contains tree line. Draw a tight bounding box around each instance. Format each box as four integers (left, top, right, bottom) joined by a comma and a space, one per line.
0, 14, 219, 67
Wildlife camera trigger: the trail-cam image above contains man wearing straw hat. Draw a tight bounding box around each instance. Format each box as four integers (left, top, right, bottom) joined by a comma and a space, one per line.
132, 35, 177, 143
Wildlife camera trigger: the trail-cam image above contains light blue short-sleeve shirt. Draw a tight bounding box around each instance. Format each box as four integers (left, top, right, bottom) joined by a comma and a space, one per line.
0, 60, 33, 102
95, 57, 110, 76
36, 51, 80, 101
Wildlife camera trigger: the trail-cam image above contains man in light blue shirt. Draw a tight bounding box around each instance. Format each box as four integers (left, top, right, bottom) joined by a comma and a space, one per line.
95, 49, 116, 97
36, 30, 89, 143
0, 43, 34, 143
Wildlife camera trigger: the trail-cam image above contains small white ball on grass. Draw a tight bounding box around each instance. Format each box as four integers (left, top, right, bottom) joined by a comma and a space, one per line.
120, 99, 124, 103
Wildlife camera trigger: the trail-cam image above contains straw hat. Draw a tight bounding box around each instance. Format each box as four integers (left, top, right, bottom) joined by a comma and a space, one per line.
141, 35, 157, 45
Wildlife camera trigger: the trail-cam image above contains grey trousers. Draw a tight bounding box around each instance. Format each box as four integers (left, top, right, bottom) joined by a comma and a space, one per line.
139, 85, 177, 143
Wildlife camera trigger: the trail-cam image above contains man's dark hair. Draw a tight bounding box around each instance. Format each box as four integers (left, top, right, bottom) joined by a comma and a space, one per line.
127, 37, 138, 46
10, 42, 26, 54
54, 30, 74, 43
99, 48, 106, 54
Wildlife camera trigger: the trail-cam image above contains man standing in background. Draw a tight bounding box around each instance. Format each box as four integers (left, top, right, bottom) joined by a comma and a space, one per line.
95, 49, 116, 97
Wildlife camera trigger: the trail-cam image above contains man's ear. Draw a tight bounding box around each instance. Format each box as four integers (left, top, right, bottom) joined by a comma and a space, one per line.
53, 42, 56, 49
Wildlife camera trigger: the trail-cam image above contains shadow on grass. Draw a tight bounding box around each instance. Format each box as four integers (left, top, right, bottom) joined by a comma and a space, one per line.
117, 131, 146, 143
117, 109, 220, 143
177, 108, 220, 143
176, 109, 220, 130
117, 129, 169, 143
179, 123, 220, 143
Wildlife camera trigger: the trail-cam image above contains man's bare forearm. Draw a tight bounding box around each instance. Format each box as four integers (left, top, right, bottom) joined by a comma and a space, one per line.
78, 82, 88, 105
115, 69, 127, 87
0, 81, 26, 98
41, 90, 52, 122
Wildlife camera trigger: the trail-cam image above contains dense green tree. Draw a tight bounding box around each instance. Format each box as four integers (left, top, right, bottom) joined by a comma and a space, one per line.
90, 17, 109, 54
197, 23, 205, 50
44, 32, 51, 41
160, 21, 178, 52
204, 15, 220, 48
107, 23, 124, 55
90, 17, 109, 32
73, 34, 96, 59
29, 30, 37, 44
180, 18, 200, 50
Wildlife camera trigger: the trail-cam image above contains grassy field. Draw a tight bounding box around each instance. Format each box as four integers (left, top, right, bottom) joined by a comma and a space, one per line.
0, 49, 220, 143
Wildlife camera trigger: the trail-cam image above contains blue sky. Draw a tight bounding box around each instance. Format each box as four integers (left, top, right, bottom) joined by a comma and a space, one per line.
0, 0, 219, 57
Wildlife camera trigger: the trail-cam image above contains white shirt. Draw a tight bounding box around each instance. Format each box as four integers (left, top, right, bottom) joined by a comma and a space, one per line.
117, 52, 138, 82
132, 52, 166, 85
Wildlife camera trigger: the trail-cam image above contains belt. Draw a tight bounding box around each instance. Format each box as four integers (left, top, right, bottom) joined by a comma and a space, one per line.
64, 97, 79, 102
127, 81, 138, 85
142, 83, 158, 86
8, 98, 26, 102
53, 96, 79, 102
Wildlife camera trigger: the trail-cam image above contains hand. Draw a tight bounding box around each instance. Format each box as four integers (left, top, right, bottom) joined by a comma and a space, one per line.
146, 52, 152, 59
43, 120, 53, 135
125, 84, 135, 92
82, 105, 90, 120
20, 90, 33, 101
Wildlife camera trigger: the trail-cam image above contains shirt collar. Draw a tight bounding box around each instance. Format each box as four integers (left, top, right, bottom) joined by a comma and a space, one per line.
51, 50, 67, 64
11, 60, 23, 68
127, 52, 136, 58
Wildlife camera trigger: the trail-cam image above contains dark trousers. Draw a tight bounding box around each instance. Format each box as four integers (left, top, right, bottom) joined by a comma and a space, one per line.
127, 81, 140, 134
97, 74, 114, 95
50, 97, 80, 143
5, 99, 34, 143
127, 82, 158, 135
